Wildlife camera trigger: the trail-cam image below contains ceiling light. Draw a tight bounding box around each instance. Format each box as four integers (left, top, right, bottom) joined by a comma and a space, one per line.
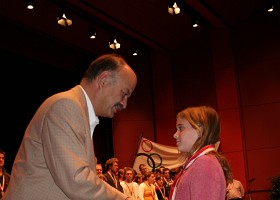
168, 2, 180, 15
57, 9, 72, 26
132, 50, 138, 56
89, 24, 97, 39
267, 5, 274, 12
109, 37, 120, 49
26, 0, 35, 10
192, 19, 199, 28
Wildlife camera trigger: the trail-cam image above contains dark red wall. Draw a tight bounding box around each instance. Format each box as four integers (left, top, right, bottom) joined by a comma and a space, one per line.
113, 10, 280, 200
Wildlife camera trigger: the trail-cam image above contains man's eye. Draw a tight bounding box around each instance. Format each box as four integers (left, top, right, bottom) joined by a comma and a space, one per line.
121, 90, 128, 98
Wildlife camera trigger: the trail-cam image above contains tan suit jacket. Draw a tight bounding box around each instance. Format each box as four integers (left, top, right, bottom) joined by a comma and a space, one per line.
3, 85, 128, 200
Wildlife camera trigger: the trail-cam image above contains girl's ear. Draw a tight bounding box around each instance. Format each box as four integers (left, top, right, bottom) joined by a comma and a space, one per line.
196, 126, 203, 138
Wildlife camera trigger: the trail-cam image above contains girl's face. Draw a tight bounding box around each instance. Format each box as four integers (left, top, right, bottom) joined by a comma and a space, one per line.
173, 117, 200, 153
156, 177, 164, 186
147, 174, 156, 184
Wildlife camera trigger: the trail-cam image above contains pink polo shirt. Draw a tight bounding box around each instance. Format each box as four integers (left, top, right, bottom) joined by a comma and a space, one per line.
172, 154, 226, 200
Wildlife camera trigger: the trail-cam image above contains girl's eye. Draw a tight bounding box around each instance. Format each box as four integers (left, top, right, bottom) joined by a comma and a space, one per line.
177, 126, 185, 132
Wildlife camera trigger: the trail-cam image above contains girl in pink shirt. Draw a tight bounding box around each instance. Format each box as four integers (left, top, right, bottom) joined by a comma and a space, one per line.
170, 106, 233, 200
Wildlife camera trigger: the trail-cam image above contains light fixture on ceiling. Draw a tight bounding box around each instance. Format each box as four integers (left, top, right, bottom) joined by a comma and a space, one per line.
267, 5, 274, 12
168, 1, 180, 15
109, 37, 120, 49
57, 9, 72, 26
26, 0, 35, 10
192, 18, 199, 28
131, 44, 139, 56
132, 49, 138, 56
265, 0, 279, 12
88, 24, 97, 39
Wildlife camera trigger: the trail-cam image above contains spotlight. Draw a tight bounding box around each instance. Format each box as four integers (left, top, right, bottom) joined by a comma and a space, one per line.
57, 9, 72, 26
132, 49, 138, 56
192, 18, 199, 28
89, 24, 97, 39
26, 0, 35, 10
168, 2, 180, 15
109, 37, 120, 49
267, 5, 274, 12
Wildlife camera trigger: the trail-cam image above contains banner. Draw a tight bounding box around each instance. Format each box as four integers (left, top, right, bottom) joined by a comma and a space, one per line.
132, 137, 187, 173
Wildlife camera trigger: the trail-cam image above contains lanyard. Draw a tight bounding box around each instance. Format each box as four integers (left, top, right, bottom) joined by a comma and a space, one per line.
108, 172, 118, 188
124, 181, 134, 196
0, 175, 5, 192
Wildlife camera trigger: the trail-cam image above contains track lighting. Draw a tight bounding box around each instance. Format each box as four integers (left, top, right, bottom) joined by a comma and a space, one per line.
26, 0, 35, 10
57, 9, 72, 26
109, 37, 120, 49
168, 2, 180, 15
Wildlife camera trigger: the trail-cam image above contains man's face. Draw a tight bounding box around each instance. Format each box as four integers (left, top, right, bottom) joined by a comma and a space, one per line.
140, 165, 147, 175
110, 162, 119, 174
125, 170, 134, 182
97, 67, 137, 118
96, 165, 102, 175
0, 153, 5, 167
164, 170, 170, 178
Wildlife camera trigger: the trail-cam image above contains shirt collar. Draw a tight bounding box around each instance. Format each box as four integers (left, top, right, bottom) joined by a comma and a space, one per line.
79, 85, 99, 138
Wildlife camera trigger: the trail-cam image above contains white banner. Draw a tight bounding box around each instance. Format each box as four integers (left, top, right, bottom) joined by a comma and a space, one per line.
132, 137, 187, 173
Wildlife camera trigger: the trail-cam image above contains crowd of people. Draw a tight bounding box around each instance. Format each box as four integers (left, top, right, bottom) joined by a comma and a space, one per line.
95, 160, 177, 200
1, 53, 244, 200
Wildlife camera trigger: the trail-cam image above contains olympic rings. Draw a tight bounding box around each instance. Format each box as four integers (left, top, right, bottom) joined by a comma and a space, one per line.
136, 153, 156, 171
147, 153, 162, 168
141, 139, 153, 152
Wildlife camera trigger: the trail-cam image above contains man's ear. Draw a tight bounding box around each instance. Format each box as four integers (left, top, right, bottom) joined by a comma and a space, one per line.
97, 71, 110, 88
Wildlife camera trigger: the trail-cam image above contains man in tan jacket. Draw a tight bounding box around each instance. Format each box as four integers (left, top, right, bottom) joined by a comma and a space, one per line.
3, 54, 137, 200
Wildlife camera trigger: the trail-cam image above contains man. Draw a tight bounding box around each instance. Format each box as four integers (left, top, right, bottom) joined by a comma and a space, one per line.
103, 158, 124, 193
96, 163, 105, 180
120, 167, 139, 199
138, 164, 148, 176
0, 150, 10, 199
226, 179, 245, 200
162, 167, 174, 198
3, 54, 137, 200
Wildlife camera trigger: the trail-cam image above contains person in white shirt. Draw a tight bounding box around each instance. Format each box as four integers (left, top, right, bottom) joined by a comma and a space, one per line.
120, 167, 139, 199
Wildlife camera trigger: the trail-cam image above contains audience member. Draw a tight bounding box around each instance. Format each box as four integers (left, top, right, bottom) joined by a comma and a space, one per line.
120, 167, 139, 199
118, 168, 125, 182
155, 175, 168, 200
0, 149, 10, 199
169, 106, 233, 200
2, 54, 137, 200
159, 166, 165, 174
154, 168, 162, 178
134, 173, 144, 185
104, 157, 124, 193
138, 171, 158, 200
139, 164, 148, 176
96, 163, 105, 181
169, 166, 183, 180
226, 179, 245, 200
162, 168, 173, 198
